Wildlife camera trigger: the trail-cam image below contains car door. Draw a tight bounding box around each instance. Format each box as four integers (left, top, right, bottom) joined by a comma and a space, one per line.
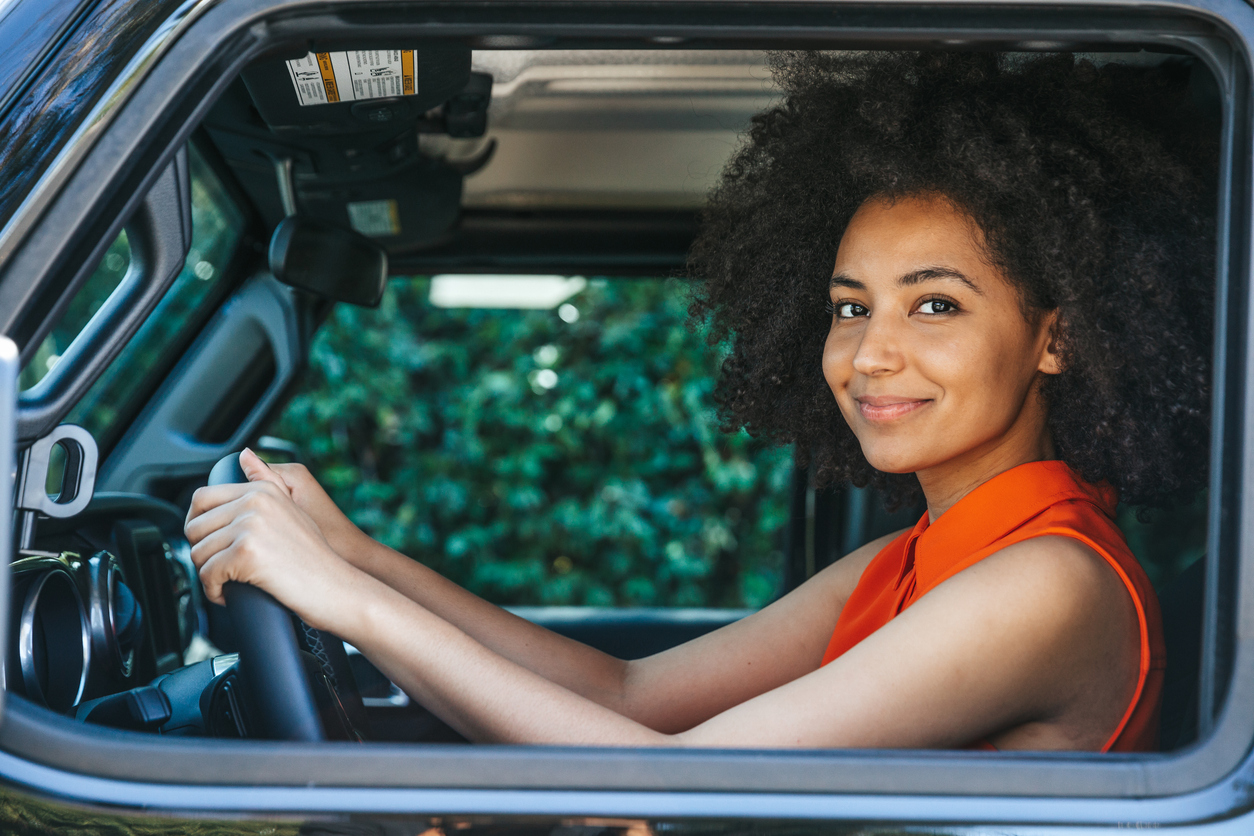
0, 1, 1252, 835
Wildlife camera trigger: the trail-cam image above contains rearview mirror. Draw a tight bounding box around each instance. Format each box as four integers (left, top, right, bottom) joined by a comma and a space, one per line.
268, 216, 388, 308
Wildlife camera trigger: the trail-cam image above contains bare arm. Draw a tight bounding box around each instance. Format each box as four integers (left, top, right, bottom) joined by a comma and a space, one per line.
215, 451, 890, 732
346, 538, 1128, 748
184, 468, 1138, 749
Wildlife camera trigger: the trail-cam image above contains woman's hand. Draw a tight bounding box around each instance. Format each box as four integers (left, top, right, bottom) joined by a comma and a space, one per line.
183, 453, 364, 634
233, 449, 373, 563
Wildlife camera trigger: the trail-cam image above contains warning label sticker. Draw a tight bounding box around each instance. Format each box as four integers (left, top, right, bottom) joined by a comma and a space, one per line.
285, 50, 418, 107
347, 199, 401, 237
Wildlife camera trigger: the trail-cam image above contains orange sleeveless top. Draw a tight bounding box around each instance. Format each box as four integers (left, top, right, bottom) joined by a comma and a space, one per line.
819, 460, 1165, 752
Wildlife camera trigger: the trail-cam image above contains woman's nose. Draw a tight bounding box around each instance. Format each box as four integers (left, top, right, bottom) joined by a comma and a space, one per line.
851, 314, 906, 377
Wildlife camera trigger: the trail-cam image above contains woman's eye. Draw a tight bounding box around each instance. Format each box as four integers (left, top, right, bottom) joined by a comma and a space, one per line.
917, 299, 956, 315
827, 301, 869, 319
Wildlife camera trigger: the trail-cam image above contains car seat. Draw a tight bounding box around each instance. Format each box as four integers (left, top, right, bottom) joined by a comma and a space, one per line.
1157, 555, 1205, 750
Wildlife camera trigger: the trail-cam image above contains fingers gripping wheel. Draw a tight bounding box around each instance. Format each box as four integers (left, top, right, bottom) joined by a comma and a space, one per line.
208, 452, 365, 741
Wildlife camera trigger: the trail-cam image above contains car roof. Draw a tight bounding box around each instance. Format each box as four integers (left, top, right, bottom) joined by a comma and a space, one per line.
202, 45, 1205, 277
460, 49, 776, 212
203, 47, 780, 276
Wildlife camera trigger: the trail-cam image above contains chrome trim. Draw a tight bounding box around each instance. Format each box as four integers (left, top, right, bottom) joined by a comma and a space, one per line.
0, 0, 221, 273
17, 569, 91, 712
0, 336, 15, 710
211, 652, 239, 677
361, 685, 410, 709
87, 552, 132, 680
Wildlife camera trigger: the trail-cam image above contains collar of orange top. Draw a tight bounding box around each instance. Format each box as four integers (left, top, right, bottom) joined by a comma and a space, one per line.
894, 460, 1119, 590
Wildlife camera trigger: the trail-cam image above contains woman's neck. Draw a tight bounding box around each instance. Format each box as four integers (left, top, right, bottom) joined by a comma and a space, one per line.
916, 396, 1056, 522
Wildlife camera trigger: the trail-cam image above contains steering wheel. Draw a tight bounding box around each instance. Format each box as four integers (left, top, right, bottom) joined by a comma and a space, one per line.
207, 452, 369, 741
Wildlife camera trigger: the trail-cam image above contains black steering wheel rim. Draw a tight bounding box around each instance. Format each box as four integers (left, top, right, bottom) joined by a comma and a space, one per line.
208, 452, 365, 741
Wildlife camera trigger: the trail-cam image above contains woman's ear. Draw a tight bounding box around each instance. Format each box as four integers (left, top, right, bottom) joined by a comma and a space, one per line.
1037, 310, 1063, 376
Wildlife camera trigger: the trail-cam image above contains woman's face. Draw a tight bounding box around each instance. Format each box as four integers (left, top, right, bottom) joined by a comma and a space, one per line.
822, 193, 1059, 477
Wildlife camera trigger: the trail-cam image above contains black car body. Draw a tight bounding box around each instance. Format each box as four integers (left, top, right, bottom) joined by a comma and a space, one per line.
0, 0, 1251, 833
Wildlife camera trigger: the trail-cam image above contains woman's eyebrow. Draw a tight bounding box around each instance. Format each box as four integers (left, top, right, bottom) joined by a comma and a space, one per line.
829, 268, 983, 294
899, 267, 984, 295
830, 273, 865, 290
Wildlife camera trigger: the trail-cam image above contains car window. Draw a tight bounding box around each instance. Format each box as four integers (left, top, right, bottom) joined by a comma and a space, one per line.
63, 145, 245, 454
19, 234, 130, 391
268, 275, 793, 608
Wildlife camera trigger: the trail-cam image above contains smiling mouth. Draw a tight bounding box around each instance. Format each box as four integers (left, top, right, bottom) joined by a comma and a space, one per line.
855, 397, 932, 422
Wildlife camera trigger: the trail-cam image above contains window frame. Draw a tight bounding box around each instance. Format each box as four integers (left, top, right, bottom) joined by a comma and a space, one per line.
73, 133, 266, 462
0, 0, 1251, 825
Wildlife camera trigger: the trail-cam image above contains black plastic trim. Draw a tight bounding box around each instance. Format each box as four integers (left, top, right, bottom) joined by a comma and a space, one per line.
16, 149, 191, 442
391, 209, 696, 276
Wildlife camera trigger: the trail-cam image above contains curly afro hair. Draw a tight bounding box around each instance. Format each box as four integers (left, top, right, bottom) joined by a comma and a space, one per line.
689, 51, 1218, 509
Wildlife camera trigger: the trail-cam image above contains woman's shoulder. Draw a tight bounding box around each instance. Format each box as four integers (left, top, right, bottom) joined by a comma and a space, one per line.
983, 534, 1121, 593
912, 535, 1134, 677
981, 488, 1150, 609
958, 534, 1141, 655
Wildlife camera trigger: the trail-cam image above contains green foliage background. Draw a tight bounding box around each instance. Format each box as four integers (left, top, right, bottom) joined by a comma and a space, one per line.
271, 277, 793, 609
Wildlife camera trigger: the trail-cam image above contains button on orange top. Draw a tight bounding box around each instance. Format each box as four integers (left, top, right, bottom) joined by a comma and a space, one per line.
820, 460, 1165, 752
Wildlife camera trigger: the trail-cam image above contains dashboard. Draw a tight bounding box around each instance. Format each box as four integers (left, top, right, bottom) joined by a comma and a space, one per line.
6, 492, 482, 742
8, 493, 214, 729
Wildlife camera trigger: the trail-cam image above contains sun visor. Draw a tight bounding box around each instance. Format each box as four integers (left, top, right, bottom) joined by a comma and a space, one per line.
297, 154, 463, 249
241, 46, 471, 134
208, 45, 488, 252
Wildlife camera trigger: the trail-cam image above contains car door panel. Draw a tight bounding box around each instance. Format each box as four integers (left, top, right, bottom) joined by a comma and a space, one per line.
514, 607, 750, 660
99, 274, 303, 497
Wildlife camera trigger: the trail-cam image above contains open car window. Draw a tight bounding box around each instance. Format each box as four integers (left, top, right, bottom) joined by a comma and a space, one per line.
267, 275, 793, 609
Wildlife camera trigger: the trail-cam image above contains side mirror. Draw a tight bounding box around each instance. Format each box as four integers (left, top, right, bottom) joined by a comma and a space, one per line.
268, 216, 388, 308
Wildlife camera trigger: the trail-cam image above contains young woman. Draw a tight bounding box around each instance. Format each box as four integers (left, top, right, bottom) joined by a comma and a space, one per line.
184, 53, 1215, 751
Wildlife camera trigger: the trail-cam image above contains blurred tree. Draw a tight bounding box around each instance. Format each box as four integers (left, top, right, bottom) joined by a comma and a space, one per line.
270, 277, 793, 608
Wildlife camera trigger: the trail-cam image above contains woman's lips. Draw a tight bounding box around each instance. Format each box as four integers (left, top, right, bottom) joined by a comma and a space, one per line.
855, 396, 931, 422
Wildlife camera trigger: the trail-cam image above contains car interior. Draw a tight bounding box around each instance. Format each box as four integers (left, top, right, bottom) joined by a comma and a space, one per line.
3, 32, 1221, 756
